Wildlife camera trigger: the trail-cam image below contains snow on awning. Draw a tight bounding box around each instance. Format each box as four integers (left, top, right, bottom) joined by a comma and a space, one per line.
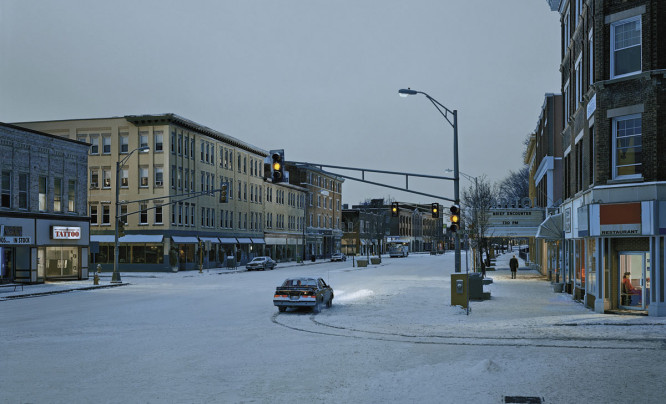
536, 213, 564, 240
91, 235, 114, 243
265, 237, 286, 245
90, 234, 163, 243
172, 236, 199, 244
250, 238, 265, 244
236, 238, 252, 244
219, 238, 238, 244
199, 237, 220, 244
119, 234, 163, 243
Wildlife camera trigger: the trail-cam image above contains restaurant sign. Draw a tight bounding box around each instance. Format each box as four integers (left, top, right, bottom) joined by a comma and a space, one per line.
600, 203, 641, 236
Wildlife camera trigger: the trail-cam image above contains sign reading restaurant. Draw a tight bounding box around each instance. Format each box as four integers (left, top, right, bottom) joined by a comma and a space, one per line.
599, 202, 641, 236
51, 226, 82, 240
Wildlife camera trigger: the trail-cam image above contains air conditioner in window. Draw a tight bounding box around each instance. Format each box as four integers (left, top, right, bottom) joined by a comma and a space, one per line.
155, 181, 163, 186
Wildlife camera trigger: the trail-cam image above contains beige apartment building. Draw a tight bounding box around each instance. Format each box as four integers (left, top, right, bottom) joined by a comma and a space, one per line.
263, 181, 307, 262
16, 114, 268, 271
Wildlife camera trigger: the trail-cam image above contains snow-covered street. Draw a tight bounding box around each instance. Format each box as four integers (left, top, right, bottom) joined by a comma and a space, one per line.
2, 252, 665, 403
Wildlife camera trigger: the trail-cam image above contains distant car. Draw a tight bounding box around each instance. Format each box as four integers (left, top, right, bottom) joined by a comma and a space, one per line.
330, 253, 347, 262
273, 277, 334, 312
246, 256, 276, 271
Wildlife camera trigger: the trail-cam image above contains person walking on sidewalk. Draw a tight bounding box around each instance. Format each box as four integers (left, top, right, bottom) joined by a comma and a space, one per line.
509, 255, 519, 279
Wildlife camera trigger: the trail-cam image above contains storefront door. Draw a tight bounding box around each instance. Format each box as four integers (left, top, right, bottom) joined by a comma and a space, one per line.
1, 247, 14, 281
619, 252, 649, 310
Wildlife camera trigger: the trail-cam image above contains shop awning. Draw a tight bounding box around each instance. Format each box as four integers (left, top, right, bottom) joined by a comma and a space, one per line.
250, 238, 265, 244
199, 237, 220, 244
172, 236, 199, 244
91, 235, 115, 243
236, 238, 252, 244
90, 234, 164, 243
219, 237, 238, 244
536, 213, 564, 240
120, 234, 163, 243
265, 237, 286, 245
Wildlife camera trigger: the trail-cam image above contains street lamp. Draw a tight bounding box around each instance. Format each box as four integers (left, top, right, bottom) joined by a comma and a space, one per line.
399, 88, 461, 273
112, 145, 150, 283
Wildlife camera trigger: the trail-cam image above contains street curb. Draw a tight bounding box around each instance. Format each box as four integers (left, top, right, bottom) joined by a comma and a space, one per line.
0, 283, 129, 301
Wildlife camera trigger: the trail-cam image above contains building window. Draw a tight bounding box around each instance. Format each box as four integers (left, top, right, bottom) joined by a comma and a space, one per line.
68, 180, 76, 212
588, 29, 594, 86
90, 205, 98, 225
178, 168, 183, 189
154, 132, 163, 152
563, 80, 570, 126
155, 206, 163, 224
120, 134, 129, 153
39, 176, 47, 211
613, 114, 642, 179
139, 132, 149, 149
53, 178, 62, 212
1, 170, 10, 208
563, 8, 570, 55
178, 134, 183, 155
102, 135, 111, 154
190, 138, 195, 159
190, 203, 195, 226
89, 135, 99, 155
18, 173, 28, 210
575, 54, 582, 105
588, 125, 595, 186
90, 169, 99, 189
121, 169, 129, 188
140, 204, 148, 224
155, 167, 164, 187
120, 205, 128, 224
139, 167, 149, 188
184, 136, 189, 157
171, 166, 176, 188
229, 151, 233, 171
611, 16, 642, 79
201, 141, 205, 161
102, 168, 111, 188
171, 131, 176, 154
102, 205, 110, 225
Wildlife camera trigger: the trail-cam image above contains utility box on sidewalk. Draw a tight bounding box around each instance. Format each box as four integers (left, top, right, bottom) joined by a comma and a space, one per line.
451, 273, 468, 308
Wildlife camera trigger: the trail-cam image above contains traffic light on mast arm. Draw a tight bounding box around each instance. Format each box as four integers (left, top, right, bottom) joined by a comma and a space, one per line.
449, 204, 460, 232
219, 182, 228, 203
270, 149, 285, 182
431, 203, 440, 218
391, 202, 399, 217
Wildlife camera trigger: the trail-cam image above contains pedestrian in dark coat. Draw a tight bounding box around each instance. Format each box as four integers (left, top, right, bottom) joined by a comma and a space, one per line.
509, 255, 519, 279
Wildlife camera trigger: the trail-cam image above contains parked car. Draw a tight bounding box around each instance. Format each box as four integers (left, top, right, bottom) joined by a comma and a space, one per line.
246, 256, 276, 271
273, 277, 334, 312
330, 253, 347, 262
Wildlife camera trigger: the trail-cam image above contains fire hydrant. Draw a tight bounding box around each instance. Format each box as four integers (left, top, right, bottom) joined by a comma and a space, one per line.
94, 264, 101, 285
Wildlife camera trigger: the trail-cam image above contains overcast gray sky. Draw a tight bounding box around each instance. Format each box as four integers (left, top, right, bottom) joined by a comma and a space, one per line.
0, 0, 560, 206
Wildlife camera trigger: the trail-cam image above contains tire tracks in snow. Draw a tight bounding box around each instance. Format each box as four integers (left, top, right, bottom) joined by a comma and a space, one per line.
271, 312, 666, 351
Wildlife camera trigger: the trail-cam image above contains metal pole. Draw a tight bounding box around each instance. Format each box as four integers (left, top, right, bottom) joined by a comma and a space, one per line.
112, 160, 122, 283
453, 110, 461, 273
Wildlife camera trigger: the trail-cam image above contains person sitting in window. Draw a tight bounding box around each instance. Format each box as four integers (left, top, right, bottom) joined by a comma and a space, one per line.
622, 272, 641, 304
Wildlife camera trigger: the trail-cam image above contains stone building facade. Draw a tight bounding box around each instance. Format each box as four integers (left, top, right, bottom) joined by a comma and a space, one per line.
1, 123, 90, 282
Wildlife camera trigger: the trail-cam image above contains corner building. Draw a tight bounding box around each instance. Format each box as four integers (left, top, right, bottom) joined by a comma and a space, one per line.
547, 0, 666, 315
16, 114, 268, 272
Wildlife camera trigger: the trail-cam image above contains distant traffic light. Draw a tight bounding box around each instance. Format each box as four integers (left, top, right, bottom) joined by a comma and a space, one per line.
449, 204, 460, 232
431, 203, 439, 218
391, 202, 399, 217
270, 149, 285, 182
219, 182, 228, 203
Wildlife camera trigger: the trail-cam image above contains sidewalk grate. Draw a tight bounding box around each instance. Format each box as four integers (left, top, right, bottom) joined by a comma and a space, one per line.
504, 396, 543, 404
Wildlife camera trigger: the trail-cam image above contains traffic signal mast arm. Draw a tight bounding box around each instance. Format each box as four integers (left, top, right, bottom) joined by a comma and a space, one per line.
289, 161, 456, 203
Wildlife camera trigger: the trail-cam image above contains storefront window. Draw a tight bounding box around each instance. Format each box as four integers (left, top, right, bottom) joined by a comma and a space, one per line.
575, 239, 585, 288
586, 239, 596, 295
42, 246, 79, 278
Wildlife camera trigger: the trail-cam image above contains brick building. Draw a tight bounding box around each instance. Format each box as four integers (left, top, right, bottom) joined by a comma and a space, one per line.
546, 0, 666, 316
1, 123, 90, 283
